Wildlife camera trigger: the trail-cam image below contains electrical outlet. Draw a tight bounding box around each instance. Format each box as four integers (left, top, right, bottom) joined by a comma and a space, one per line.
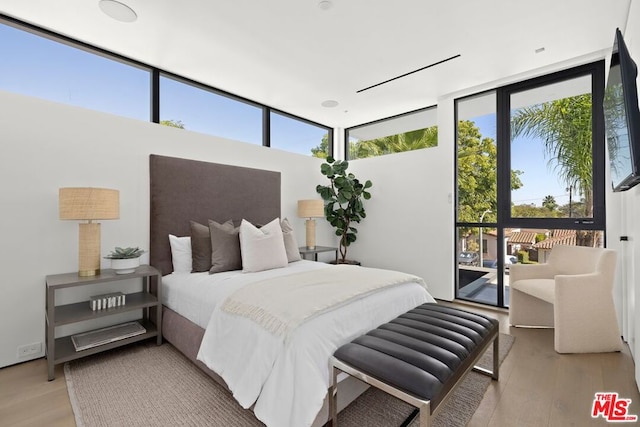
17, 342, 42, 358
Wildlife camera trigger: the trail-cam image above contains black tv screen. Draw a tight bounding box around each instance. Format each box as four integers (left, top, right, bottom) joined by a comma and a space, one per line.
604, 28, 640, 192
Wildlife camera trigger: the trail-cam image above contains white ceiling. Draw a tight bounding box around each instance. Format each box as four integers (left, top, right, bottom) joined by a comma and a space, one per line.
0, 0, 632, 129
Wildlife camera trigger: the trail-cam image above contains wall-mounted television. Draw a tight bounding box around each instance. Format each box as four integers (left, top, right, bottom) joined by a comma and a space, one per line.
604, 28, 640, 192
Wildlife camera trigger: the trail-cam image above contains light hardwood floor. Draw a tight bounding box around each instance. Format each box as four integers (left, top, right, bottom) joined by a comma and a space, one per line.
0, 301, 638, 427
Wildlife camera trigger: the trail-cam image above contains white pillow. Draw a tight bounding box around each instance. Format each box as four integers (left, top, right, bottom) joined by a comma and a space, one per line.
239, 218, 288, 273
281, 217, 301, 262
169, 234, 192, 273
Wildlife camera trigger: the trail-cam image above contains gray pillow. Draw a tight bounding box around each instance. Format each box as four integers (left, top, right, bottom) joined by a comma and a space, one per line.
190, 221, 213, 272
281, 218, 301, 262
209, 220, 242, 273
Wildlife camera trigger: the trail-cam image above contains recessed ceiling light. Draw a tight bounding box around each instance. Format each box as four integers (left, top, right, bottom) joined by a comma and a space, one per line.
99, 0, 137, 23
321, 100, 339, 108
318, 1, 333, 11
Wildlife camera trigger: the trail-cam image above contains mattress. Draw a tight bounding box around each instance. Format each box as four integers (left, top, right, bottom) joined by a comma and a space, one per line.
163, 260, 435, 427
162, 259, 329, 328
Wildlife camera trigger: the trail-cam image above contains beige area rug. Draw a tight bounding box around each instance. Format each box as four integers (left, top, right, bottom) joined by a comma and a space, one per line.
66, 334, 514, 427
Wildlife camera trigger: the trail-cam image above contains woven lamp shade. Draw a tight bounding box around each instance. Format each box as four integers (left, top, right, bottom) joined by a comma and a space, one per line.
59, 188, 120, 276
297, 199, 324, 218
59, 188, 120, 220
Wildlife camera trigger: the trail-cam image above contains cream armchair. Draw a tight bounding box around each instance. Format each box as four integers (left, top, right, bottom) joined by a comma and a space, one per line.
509, 245, 622, 353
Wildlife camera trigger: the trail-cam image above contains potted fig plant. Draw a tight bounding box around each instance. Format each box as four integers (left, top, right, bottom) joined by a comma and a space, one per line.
316, 156, 372, 264
105, 247, 145, 274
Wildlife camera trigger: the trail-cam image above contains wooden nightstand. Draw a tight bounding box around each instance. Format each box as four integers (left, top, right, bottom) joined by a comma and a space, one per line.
299, 246, 339, 263
45, 265, 162, 380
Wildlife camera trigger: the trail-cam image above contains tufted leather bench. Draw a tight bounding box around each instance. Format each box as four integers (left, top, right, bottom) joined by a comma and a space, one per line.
328, 303, 499, 427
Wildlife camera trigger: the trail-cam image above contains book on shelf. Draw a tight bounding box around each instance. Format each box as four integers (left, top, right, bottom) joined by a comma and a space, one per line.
71, 321, 146, 352
89, 292, 126, 311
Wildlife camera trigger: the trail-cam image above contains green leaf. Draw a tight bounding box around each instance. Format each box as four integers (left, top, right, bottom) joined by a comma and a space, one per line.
317, 155, 372, 258
320, 163, 332, 176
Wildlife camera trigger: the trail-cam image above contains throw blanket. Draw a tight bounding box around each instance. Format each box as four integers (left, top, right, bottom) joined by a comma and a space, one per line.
221, 265, 427, 339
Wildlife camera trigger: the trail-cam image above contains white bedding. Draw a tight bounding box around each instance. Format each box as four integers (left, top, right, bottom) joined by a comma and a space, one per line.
162, 260, 330, 328
164, 260, 434, 427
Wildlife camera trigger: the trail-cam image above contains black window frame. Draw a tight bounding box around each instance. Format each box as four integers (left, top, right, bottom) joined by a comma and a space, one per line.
268, 109, 334, 157
344, 105, 437, 160
454, 60, 606, 308
0, 14, 333, 156
497, 61, 606, 231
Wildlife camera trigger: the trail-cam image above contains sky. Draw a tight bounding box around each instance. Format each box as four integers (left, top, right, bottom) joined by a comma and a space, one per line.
0, 21, 587, 199
0, 23, 327, 157
472, 113, 572, 208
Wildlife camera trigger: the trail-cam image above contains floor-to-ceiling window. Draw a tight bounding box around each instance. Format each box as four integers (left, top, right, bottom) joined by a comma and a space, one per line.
455, 62, 606, 308
456, 91, 499, 304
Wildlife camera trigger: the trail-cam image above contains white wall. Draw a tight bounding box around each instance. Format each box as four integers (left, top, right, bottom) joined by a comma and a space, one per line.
0, 90, 333, 368
609, 0, 640, 387
345, 99, 456, 301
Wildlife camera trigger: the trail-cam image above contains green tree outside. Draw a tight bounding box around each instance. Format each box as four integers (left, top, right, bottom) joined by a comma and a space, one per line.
311, 134, 329, 159
511, 94, 593, 217
511, 93, 596, 245
542, 195, 558, 211
160, 119, 185, 129
457, 120, 523, 226
348, 126, 438, 159
512, 203, 560, 218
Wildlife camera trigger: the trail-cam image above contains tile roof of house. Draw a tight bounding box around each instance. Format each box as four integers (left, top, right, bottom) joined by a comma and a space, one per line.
508, 231, 538, 244
552, 229, 575, 237
534, 230, 577, 249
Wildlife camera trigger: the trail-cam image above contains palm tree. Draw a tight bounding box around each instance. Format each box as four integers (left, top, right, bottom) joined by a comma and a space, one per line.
511, 94, 595, 245
349, 126, 438, 159
542, 195, 558, 211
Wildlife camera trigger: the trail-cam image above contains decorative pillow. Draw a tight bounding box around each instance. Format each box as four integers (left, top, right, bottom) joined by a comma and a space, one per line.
281, 218, 301, 263
239, 218, 288, 273
169, 234, 192, 273
190, 221, 215, 272
208, 220, 242, 273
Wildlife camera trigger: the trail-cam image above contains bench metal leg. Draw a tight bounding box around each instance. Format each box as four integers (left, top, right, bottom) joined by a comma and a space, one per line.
472, 333, 499, 381
493, 333, 500, 380
418, 401, 432, 427
328, 365, 339, 426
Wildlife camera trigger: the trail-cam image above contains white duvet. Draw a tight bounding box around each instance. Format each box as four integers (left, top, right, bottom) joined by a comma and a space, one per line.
164, 261, 434, 427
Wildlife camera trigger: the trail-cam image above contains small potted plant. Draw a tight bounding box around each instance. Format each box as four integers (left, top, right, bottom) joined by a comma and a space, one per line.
105, 247, 145, 274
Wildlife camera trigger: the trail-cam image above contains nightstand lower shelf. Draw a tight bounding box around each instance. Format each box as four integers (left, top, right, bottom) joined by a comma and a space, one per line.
52, 319, 159, 365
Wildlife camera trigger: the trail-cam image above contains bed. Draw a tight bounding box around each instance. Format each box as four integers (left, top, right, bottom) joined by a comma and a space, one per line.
149, 154, 434, 427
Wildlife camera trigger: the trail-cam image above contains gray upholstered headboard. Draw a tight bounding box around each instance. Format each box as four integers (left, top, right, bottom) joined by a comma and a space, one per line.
149, 154, 281, 276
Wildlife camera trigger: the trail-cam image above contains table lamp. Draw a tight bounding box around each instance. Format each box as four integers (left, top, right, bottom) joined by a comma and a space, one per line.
297, 199, 324, 250
59, 187, 120, 276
